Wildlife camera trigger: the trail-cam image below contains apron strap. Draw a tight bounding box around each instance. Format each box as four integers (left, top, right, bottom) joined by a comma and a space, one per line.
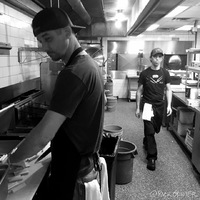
66, 47, 83, 66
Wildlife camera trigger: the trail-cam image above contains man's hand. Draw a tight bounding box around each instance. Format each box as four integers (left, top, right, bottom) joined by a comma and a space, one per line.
167, 106, 172, 116
135, 108, 141, 118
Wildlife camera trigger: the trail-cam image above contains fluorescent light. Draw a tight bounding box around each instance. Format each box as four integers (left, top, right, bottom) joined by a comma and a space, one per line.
116, 12, 124, 21
176, 25, 192, 31
165, 6, 189, 18
115, 10, 127, 22
146, 24, 159, 31
176, 25, 200, 31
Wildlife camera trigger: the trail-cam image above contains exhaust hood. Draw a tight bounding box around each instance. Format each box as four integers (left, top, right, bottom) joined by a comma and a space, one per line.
127, 0, 185, 36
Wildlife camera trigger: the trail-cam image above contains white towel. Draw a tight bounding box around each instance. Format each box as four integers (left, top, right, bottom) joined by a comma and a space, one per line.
84, 157, 110, 200
99, 157, 110, 200
85, 179, 101, 200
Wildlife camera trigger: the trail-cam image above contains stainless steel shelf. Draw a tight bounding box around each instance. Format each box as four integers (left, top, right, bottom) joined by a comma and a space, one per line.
187, 66, 200, 74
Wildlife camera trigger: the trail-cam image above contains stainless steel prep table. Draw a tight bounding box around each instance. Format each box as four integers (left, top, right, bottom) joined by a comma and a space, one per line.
169, 92, 200, 173
6, 154, 51, 200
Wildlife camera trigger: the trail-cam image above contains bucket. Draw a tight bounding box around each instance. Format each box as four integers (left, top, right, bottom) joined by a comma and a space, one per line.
103, 125, 123, 138
105, 81, 113, 96
107, 96, 117, 112
116, 140, 137, 184
177, 107, 195, 124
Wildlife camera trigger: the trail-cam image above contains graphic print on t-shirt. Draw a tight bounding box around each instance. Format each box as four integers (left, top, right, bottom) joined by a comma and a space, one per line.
148, 74, 164, 84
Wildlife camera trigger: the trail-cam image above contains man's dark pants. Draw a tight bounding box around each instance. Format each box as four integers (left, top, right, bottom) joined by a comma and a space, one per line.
143, 103, 164, 160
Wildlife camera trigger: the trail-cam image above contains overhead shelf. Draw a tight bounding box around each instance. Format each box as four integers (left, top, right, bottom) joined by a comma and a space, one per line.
0, 42, 12, 50
187, 66, 200, 74
18, 47, 44, 52
186, 48, 200, 54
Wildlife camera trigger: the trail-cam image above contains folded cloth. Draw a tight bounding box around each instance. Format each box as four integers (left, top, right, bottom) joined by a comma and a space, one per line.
99, 157, 110, 200
84, 157, 110, 200
85, 179, 101, 200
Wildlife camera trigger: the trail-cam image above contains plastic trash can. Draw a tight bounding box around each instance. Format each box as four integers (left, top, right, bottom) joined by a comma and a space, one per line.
103, 124, 123, 138
99, 135, 120, 200
116, 140, 138, 184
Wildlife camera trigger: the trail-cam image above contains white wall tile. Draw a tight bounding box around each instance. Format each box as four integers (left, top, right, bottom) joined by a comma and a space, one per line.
0, 76, 10, 87
0, 3, 41, 89
2, 67, 10, 77
0, 3, 4, 13
9, 56, 18, 66
0, 56, 9, 67
0, 34, 7, 43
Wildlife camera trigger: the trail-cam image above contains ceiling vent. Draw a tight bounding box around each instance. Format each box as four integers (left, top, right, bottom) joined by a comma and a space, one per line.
172, 17, 191, 21
3, 0, 42, 16
127, 0, 185, 36
156, 28, 175, 32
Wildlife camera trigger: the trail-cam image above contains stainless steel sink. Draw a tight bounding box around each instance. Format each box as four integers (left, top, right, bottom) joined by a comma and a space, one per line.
0, 164, 9, 200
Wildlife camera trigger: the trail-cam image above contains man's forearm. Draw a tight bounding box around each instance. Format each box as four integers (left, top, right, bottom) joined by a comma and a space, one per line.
136, 91, 141, 110
166, 89, 172, 107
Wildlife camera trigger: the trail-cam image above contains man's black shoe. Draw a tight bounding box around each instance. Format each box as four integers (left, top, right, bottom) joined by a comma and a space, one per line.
147, 158, 156, 171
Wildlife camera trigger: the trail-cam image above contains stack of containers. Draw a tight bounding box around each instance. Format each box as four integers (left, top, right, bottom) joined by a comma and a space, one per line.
106, 96, 117, 112
177, 107, 195, 137
185, 128, 194, 152
104, 77, 118, 112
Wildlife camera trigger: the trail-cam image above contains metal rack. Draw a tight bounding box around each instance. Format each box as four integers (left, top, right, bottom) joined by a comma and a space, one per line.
185, 48, 200, 93
18, 47, 48, 64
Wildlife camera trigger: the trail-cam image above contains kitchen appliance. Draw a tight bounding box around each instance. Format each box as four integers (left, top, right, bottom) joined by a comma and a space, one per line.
185, 87, 198, 100
0, 104, 15, 135
2, 89, 47, 133
164, 54, 187, 70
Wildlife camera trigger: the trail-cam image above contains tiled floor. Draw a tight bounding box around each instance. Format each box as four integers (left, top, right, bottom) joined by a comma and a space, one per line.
104, 99, 200, 200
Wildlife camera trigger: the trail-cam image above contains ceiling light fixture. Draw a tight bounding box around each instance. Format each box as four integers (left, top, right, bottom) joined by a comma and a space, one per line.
116, 9, 126, 21
115, 9, 127, 29
176, 25, 200, 31
164, 6, 189, 18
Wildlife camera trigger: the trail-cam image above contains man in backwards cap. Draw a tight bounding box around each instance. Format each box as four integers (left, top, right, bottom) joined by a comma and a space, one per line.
10, 7, 105, 199
135, 48, 172, 171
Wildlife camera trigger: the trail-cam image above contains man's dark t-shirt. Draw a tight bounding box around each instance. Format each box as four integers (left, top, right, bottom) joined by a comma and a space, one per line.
138, 67, 171, 105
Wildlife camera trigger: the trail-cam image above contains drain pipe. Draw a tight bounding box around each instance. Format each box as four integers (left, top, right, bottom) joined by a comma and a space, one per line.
67, 0, 91, 25
194, 20, 198, 48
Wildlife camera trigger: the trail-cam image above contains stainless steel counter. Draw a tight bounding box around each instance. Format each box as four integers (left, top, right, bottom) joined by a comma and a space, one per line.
170, 92, 200, 173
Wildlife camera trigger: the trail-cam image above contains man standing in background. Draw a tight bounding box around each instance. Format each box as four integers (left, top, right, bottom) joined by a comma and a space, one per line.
135, 48, 172, 171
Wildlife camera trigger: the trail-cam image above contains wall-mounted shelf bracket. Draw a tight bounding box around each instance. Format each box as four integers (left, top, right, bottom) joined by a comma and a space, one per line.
18, 47, 48, 64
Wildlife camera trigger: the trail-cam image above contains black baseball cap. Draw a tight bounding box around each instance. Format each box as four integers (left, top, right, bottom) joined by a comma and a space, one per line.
32, 7, 84, 37
150, 48, 164, 57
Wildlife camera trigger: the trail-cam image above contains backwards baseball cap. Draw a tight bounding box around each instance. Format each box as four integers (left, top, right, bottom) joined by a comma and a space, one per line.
32, 7, 84, 37
150, 48, 164, 57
